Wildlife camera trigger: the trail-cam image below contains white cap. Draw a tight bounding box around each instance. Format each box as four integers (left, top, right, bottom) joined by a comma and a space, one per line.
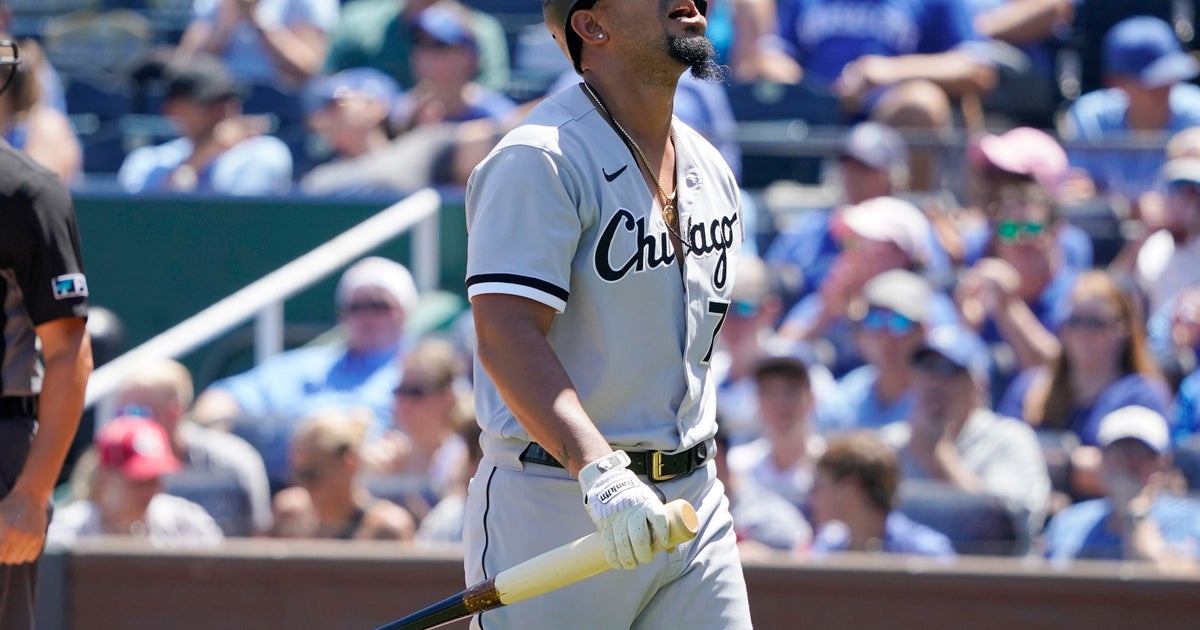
336, 257, 419, 313
1097, 405, 1171, 455
838, 196, 930, 264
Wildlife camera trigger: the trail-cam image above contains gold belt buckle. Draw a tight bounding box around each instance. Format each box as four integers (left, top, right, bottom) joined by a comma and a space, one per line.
650, 451, 677, 482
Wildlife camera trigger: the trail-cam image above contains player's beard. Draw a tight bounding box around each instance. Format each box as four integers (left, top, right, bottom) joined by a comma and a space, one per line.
667, 34, 724, 82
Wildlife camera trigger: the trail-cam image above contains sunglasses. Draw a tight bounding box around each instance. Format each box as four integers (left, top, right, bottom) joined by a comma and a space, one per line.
344, 300, 394, 315
857, 308, 918, 336
911, 352, 966, 376
394, 383, 441, 398
730, 300, 761, 318
1061, 314, 1121, 331
995, 220, 1047, 244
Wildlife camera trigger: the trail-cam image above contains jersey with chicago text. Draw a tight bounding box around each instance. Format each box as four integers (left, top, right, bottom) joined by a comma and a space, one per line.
465, 85, 743, 469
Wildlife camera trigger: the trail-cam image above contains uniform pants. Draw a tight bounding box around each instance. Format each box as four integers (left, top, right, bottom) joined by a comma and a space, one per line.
0, 417, 38, 630
463, 457, 753, 629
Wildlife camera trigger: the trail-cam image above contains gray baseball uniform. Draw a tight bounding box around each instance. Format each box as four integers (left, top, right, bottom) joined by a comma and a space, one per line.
463, 84, 752, 629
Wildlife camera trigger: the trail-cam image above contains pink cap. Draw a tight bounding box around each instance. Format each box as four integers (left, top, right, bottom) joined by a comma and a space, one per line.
97, 417, 182, 481
971, 127, 1068, 192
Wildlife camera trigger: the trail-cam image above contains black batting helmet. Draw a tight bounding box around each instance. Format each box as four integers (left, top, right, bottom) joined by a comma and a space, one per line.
543, 0, 708, 74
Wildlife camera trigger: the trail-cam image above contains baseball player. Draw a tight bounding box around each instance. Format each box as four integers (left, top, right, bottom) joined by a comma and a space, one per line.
0, 40, 93, 629
462, 0, 752, 627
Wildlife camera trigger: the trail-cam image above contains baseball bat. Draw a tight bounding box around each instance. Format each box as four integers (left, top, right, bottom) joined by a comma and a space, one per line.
374, 499, 699, 630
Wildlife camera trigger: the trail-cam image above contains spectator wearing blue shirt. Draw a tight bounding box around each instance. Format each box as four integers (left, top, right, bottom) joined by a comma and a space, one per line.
178, 0, 340, 87
1043, 405, 1200, 572
769, 0, 996, 189
1062, 16, 1200, 206
836, 269, 942, 431
809, 432, 955, 557
956, 180, 1076, 398
193, 257, 418, 488
997, 270, 1170, 499
117, 55, 293, 196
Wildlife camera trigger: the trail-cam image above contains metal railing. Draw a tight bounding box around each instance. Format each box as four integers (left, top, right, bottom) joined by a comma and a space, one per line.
84, 187, 442, 408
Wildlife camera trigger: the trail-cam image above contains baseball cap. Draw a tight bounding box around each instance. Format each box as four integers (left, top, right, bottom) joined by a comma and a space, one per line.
836, 196, 931, 263
415, 5, 477, 51
97, 417, 182, 482
336, 257, 419, 314
1096, 405, 1171, 455
305, 67, 401, 114
1162, 157, 1200, 186
860, 269, 931, 324
163, 54, 241, 104
838, 121, 907, 172
970, 127, 1068, 192
1103, 16, 1199, 88
911, 325, 990, 381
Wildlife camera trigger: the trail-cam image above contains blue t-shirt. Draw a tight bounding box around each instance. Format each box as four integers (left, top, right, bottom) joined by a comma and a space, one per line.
214, 343, 402, 482
776, 0, 982, 86
812, 512, 956, 556
193, 0, 340, 85
117, 135, 294, 195
998, 371, 1171, 446
1063, 84, 1200, 201
1044, 496, 1200, 561
836, 364, 915, 429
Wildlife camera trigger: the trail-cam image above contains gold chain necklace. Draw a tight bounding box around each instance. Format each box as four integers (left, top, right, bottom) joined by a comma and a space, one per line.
582, 82, 694, 252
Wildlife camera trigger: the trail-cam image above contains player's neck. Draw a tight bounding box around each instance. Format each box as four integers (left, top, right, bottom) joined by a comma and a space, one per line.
581, 72, 676, 147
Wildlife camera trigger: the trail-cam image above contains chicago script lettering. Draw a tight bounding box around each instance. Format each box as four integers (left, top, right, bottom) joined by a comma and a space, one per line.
594, 208, 738, 288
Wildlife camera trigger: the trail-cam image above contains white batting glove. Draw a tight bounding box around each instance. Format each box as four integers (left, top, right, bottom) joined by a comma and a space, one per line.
579, 451, 670, 570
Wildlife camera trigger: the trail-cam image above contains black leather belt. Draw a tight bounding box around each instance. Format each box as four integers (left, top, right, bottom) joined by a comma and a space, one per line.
520, 440, 713, 482
0, 396, 38, 418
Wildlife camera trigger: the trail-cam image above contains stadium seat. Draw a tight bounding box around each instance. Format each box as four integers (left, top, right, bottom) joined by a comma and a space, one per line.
896, 479, 1024, 556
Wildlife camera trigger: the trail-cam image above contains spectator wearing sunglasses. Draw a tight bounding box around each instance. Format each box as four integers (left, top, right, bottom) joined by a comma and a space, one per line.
271, 409, 415, 540
837, 269, 956, 431
193, 257, 418, 490
997, 271, 1169, 500
957, 180, 1077, 399
882, 325, 1050, 535
778, 196, 934, 378
361, 337, 470, 521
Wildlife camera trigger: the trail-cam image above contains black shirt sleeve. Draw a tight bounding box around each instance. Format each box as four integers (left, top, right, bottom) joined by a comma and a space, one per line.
14, 170, 88, 325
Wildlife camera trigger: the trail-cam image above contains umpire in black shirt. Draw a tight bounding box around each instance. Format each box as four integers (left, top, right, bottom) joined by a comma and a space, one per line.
0, 39, 93, 628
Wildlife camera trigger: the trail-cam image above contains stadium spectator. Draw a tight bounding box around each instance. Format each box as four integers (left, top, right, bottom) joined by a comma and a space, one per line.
47, 418, 224, 548
390, 5, 516, 132
714, 255, 843, 443
324, 0, 510, 93
965, 126, 1093, 270
714, 425, 812, 557
113, 359, 273, 537
1061, 16, 1200, 208
271, 410, 415, 540
361, 337, 470, 521
0, 40, 80, 183
193, 257, 417, 488
778, 195, 936, 377
413, 400, 480, 545
836, 269, 934, 431
116, 54, 292, 195
997, 271, 1170, 499
1043, 405, 1200, 572
809, 432, 955, 557
1134, 157, 1200, 313
176, 0, 339, 86
882, 325, 1051, 535
726, 344, 825, 509
956, 180, 1076, 387
765, 121, 911, 306
769, 0, 996, 190
304, 67, 400, 163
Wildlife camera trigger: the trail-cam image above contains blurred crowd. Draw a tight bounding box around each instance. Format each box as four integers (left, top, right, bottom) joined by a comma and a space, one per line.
9, 0, 1200, 569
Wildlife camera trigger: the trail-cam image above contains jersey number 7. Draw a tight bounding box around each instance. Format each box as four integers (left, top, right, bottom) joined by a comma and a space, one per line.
701, 299, 730, 365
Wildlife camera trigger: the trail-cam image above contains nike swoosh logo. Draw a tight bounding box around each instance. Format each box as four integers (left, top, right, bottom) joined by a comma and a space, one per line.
603, 165, 628, 182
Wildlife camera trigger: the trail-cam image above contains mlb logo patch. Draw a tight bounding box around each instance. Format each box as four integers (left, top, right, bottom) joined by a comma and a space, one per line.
52, 273, 88, 300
